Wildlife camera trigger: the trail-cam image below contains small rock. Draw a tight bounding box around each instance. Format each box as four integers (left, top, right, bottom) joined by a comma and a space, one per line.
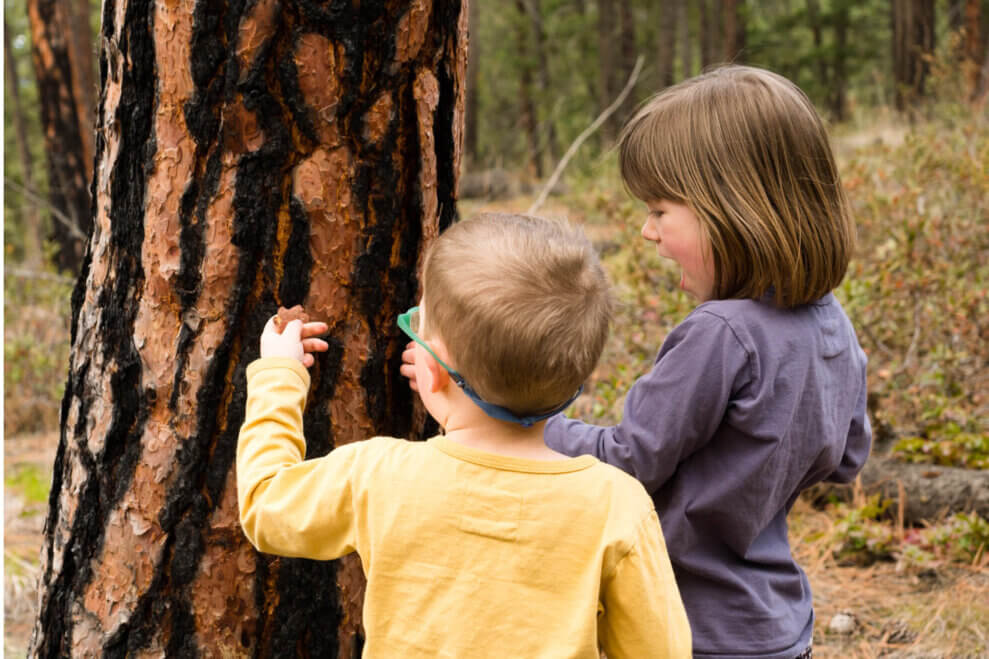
828, 612, 857, 635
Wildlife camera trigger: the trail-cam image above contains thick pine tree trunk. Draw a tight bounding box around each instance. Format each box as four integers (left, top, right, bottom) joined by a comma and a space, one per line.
30, 0, 466, 656
27, 0, 94, 273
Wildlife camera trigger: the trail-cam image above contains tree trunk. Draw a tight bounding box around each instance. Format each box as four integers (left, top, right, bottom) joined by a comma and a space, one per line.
964, 0, 983, 100
679, 0, 694, 79
805, 0, 830, 94
722, 0, 745, 63
617, 0, 637, 127
699, 0, 719, 68
465, 0, 480, 166
657, 1, 677, 88
830, 1, 849, 120
598, 0, 619, 141
516, 0, 541, 177
30, 0, 466, 656
4, 15, 45, 267
892, 0, 936, 111
66, 0, 98, 181
26, 0, 95, 273
526, 0, 559, 165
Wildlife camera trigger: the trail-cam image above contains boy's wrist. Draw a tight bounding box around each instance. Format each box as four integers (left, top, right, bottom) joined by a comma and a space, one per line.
247, 356, 312, 388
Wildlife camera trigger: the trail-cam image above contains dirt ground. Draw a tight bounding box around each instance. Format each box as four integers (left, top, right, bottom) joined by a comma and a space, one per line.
4, 433, 987, 658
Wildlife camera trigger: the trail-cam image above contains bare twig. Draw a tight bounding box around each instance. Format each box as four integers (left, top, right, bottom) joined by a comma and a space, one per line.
858, 320, 897, 360
4, 267, 75, 284
527, 55, 644, 215
4, 177, 87, 241
901, 300, 923, 371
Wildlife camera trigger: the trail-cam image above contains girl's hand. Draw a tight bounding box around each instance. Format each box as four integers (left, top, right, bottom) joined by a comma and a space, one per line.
260, 317, 330, 368
399, 340, 419, 392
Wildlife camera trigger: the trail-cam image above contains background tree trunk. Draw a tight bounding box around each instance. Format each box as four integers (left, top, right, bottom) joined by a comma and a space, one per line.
30, 0, 466, 656
465, 0, 480, 166
5, 15, 45, 267
656, 1, 677, 88
829, 1, 850, 120
517, 0, 542, 177
678, 0, 694, 79
699, 0, 719, 68
597, 0, 618, 141
963, 0, 984, 100
892, 0, 936, 111
26, 0, 95, 273
525, 0, 559, 166
722, 0, 745, 63
65, 0, 97, 179
616, 0, 637, 128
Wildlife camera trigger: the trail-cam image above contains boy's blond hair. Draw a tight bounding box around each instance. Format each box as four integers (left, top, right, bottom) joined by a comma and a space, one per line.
422, 213, 612, 416
619, 65, 855, 308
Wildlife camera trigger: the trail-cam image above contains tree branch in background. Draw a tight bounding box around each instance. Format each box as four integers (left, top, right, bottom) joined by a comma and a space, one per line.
528, 55, 644, 215
4, 178, 87, 242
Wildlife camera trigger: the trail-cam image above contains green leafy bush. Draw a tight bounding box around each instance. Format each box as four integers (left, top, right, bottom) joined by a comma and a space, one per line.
838, 116, 988, 468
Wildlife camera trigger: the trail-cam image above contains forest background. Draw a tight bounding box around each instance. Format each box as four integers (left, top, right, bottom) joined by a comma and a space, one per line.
4, 0, 988, 656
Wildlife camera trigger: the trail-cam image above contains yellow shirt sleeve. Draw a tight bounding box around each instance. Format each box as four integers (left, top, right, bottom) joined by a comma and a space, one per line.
237, 357, 359, 560
598, 510, 692, 658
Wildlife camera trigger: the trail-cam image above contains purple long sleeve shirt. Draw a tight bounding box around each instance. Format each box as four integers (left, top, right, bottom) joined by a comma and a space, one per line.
546, 293, 871, 659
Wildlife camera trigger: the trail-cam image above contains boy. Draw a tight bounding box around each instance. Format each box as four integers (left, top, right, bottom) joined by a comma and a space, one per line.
237, 213, 691, 658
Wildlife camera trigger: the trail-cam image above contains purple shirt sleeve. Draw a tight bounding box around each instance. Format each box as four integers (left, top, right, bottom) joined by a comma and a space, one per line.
545, 311, 751, 493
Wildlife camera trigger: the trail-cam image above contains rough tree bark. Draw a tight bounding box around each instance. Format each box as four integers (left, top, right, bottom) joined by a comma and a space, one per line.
30, 0, 466, 656
27, 0, 95, 273
4, 15, 45, 267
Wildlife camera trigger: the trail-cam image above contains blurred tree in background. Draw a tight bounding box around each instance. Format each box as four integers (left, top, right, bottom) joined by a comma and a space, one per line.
4, 0, 989, 268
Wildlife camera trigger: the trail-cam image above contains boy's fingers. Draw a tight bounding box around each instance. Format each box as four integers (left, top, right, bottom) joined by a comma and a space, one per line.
401, 346, 416, 365
300, 321, 329, 338
301, 353, 315, 368
302, 338, 329, 353
399, 363, 419, 391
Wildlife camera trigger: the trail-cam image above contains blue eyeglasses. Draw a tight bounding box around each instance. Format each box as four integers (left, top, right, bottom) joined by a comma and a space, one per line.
397, 306, 581, 427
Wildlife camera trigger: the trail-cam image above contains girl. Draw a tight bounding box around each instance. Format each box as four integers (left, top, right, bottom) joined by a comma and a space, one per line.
542, 66, 871, 658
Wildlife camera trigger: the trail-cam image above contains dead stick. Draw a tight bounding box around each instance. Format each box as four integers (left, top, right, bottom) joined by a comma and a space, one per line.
527, 55, 644, 215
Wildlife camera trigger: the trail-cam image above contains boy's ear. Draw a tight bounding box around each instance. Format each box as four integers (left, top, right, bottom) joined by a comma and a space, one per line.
423, 347, 449, 393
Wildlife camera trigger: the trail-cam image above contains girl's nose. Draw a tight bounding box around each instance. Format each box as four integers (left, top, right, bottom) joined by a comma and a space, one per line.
641, 218, 659, 242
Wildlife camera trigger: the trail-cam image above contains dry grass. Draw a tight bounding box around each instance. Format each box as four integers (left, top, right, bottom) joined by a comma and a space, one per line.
790, 497, 988, 657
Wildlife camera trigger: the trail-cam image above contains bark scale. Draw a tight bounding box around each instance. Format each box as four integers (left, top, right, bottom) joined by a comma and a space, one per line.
30, 0, 466, 656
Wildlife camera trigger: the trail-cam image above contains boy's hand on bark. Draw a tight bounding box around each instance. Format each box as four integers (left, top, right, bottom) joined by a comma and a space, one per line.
400, 340, 419, 392
261, 313, 329, 368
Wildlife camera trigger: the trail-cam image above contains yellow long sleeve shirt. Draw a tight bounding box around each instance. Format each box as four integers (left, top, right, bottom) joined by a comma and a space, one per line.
238, 357, 691, 658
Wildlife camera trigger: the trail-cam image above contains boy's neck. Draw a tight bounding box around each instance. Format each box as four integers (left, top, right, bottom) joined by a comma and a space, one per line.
442, 419, 568, 461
